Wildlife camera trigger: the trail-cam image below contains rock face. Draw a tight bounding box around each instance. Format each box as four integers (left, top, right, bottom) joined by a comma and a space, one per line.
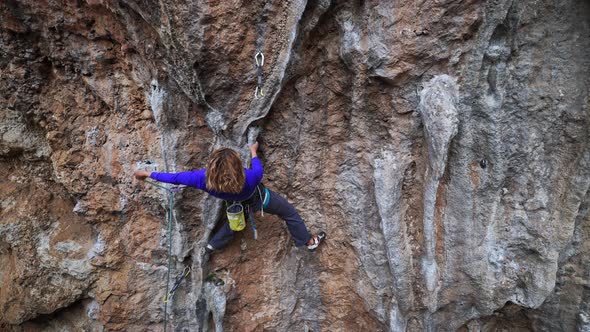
1, 0, 589, 331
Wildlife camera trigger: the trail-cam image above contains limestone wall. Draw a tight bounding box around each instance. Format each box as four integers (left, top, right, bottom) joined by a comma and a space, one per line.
1, 1, 588, 331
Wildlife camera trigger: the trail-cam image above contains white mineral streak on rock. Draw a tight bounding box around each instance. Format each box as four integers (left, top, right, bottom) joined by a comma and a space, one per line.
73, 200, 88, 214
87, 234, 105, 259
148, 79, 178, 171
337, 14, 363, 68
204, 283, 226, 332
85, 126, 100, 147
37, 225, 98, 280
86, 300, 100, 320
147, 79, 187, 264
202, 274, 233, 332
148, 79, 166, 126
580, 308, 590, 332
388, 302, 407, 332
206, 108, 225, 135
55, 240, 83, 253
373, 147, 413, 328
419, 75, 459, 311
247, 126, 260, 145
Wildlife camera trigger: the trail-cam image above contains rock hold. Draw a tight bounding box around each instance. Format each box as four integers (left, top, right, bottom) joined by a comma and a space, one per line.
419, 75, 460, 181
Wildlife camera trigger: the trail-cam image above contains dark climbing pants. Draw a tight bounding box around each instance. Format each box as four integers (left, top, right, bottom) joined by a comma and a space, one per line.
208, 189, 311, 249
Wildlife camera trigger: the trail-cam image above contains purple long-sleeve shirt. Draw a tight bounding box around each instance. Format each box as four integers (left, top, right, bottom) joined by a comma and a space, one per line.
150, 157, 264, 201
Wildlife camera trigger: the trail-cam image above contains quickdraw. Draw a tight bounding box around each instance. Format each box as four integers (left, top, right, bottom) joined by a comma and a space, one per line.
164, 266, 191, 303
254, 52, 265, 99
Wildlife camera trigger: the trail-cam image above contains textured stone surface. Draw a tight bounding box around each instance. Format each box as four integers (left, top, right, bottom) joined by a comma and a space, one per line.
1, 0, 589, 331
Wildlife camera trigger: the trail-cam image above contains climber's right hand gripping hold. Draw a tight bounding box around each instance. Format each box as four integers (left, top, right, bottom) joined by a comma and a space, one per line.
134, 170, 151, 180
249, 141, 259, 158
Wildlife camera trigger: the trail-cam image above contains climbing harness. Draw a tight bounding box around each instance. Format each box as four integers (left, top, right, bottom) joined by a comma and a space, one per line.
254, 52, 265, 99
251, 185, 271, 240
144, 180, 183, 332
225, 184, 270, 240
259, 185, 270, 215
164, 266, 191, 302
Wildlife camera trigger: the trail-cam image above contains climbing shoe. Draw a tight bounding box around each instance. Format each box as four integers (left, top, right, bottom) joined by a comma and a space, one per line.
205, 244, 215, 254
307, 231, 326, 251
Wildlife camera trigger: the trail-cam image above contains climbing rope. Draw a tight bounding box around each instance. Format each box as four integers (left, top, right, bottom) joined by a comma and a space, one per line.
144, 180, 183, 332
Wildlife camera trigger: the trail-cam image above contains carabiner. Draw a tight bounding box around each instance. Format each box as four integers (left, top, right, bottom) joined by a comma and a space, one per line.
254, 52, 264, 67
254, 86, 264, 99
182, 266, 191, 277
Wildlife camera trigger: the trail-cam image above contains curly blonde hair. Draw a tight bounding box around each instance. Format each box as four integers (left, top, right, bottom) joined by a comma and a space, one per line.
206, 148, 245, 194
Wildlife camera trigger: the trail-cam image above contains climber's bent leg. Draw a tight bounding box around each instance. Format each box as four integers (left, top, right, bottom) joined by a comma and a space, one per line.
208, 221, 235, 250
261, 190, 312, 247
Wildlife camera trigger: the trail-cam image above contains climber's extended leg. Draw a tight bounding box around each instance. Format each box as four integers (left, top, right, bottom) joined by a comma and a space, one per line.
259, 190, 313, 247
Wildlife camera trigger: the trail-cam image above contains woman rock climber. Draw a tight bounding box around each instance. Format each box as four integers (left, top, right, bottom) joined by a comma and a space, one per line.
134, 142, 326, 252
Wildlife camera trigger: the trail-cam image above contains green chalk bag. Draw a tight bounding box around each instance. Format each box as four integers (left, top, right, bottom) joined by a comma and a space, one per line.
227, 202, 246, 231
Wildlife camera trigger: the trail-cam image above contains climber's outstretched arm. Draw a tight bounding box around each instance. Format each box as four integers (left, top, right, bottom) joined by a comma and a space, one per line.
134, 169, 206, 188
